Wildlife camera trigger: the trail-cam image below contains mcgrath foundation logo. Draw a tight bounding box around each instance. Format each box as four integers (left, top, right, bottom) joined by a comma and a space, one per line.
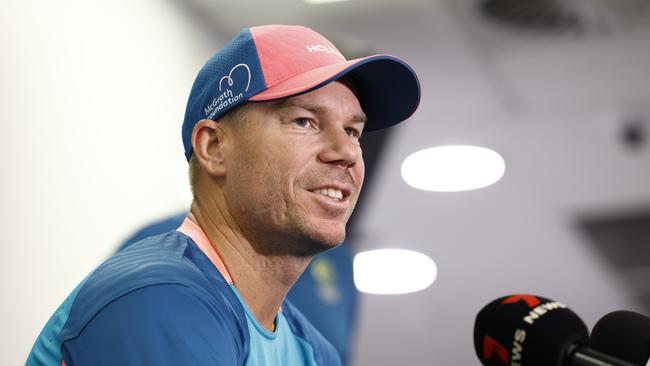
204, 63, 252, 120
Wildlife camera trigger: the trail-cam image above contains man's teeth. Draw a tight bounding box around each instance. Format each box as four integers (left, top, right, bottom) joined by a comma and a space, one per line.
313, 188, 343, 200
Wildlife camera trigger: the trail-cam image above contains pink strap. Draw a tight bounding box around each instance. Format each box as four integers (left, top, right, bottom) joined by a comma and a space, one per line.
177, 218, 234, 284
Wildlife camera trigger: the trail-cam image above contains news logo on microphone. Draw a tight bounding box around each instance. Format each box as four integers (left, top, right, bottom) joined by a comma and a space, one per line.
473, 294, 589, 366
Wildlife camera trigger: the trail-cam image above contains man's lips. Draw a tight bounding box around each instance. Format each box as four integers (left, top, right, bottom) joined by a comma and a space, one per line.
307, 190, 351, 216
308, 184, 352, 202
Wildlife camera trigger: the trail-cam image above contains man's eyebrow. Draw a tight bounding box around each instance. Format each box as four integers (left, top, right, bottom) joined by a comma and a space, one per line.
271, 99, 367, 123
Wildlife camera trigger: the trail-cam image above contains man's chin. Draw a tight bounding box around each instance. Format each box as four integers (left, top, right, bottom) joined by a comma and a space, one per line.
249, 223, 345, 257
309, 223, 346, 246
290, 229, 345, 257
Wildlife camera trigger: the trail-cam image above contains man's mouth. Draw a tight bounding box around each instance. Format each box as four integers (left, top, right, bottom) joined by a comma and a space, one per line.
307, 180, 354, 207
310, 188, 344, 201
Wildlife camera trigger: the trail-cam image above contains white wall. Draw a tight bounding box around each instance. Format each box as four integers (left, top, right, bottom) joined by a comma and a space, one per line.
0, 2, 217, 364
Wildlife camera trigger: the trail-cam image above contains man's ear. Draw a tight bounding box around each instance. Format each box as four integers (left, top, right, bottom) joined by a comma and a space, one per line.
191, 119, 228, 177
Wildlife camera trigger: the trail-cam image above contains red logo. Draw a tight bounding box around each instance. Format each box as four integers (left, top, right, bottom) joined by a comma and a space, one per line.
483, 336, 509, 365
501, 295, 541, 308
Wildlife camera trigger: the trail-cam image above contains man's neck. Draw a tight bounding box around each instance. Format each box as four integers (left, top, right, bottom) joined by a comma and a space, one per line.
188, 201, 311, 332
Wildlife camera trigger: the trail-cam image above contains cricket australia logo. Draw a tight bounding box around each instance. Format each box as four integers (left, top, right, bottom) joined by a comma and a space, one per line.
204, 63, 252, 119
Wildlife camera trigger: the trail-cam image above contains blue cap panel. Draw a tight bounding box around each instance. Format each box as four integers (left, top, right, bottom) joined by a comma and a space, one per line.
182, 28, 266, 161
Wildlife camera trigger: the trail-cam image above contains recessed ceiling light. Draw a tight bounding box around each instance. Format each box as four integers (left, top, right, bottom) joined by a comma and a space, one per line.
353, 249, 437, 295
401, 145, 506, 192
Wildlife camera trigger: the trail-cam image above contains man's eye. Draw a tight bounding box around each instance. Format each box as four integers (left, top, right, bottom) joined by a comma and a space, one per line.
345, 127, 361, 139
293, 118, 312, 128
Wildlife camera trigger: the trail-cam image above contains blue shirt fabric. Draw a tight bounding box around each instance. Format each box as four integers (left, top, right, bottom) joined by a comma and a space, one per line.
27, 229, 341, 366
288, 246, 357, 362
119, 212, 359, 363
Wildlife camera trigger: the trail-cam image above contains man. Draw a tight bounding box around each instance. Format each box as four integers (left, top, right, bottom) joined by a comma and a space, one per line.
27, 24, 420, 365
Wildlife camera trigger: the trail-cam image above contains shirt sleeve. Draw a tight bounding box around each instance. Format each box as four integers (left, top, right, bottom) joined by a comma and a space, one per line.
61, 283, 246, 366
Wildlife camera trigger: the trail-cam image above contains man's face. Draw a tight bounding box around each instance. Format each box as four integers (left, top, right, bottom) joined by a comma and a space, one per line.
222, 80, 366, 257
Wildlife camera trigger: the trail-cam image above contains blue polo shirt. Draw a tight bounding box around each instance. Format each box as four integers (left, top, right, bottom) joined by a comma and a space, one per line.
26, 219, 341, 365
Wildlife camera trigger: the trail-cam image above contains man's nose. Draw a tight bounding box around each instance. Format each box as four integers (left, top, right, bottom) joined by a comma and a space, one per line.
317, 128, 362, 168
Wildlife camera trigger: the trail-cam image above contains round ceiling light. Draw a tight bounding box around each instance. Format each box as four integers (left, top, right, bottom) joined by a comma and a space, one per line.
353, 249, 437, 295
401, 145, 506, 192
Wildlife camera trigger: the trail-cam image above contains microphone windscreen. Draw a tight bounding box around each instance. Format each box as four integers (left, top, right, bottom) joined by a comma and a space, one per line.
591, 310, 650, 366
474, 294, 589, 366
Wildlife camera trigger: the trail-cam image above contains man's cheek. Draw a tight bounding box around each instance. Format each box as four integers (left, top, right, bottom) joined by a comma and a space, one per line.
355, 167, 365, 189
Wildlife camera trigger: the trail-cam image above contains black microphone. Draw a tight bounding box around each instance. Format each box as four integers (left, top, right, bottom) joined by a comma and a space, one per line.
473, 294, 637, 366
591, 310, 650, 366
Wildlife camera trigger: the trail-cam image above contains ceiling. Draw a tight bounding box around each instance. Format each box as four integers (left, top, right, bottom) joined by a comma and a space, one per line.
170, 0, 650, 364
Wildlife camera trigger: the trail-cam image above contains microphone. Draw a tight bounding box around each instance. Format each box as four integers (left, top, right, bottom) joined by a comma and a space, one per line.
474, 294, 637, 366
591, 310, 650, 366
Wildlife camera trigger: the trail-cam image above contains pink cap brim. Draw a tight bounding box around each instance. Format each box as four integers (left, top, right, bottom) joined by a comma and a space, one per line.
248, 54, 421, 131
249, 56, 374, 101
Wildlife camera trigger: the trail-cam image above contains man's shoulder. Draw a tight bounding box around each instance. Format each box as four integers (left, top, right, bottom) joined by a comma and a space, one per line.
85, 231, 209, 297
60, 231, 245, 342
119, 211, 187, 251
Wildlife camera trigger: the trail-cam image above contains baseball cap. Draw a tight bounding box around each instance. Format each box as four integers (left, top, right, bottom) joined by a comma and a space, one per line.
182, 24, 421, 161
